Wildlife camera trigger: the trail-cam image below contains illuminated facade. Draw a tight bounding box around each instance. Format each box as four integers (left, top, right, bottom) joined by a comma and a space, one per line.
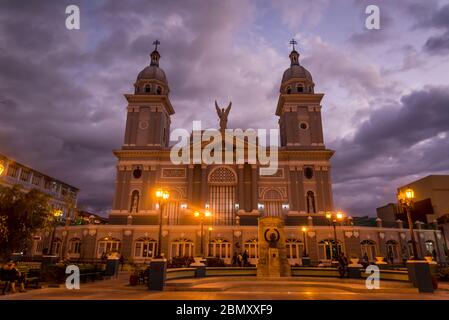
49, 47, 446, 265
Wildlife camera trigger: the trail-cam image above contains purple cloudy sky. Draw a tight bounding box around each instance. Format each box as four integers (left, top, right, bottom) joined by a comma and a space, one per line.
1, 0, 449, 216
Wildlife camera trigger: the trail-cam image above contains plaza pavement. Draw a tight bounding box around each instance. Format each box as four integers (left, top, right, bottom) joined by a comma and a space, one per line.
2, 272, 449, 300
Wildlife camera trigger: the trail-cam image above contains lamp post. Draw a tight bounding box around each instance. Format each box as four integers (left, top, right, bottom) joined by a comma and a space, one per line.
194, 209, 212, 257
325, 211, 344, 259
49, 209, 63, 255
301, 227, 307, 257
398, 188, 421, 260
155, 188, 169, 258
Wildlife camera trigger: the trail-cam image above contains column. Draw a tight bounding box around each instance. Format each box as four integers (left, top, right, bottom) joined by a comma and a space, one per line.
315, 167, 324, 212
148, 167, 156, 210
120, 168, 131, 211
288, 166, 298, 211
296, 167, 305, 212
316, 107, 324, 145
141, 166, 150, 211
251, 165, 258, 211
238, 165, 244, 210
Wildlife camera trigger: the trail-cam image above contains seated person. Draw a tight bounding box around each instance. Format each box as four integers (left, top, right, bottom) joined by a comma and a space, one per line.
1, 260, 26, 294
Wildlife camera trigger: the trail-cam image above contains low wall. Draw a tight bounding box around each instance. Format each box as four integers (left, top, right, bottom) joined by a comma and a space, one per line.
166, 268, 196, 280
164, 266, 410, 282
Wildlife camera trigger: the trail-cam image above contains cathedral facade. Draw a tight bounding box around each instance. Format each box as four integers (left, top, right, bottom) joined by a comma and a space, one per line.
46, 45, 445, 266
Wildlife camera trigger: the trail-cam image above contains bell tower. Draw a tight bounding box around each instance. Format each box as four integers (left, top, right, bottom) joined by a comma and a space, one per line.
123, 40, 174, 149
276, 41, 325, 150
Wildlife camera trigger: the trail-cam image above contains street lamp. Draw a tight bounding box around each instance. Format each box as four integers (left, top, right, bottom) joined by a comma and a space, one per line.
49, 209, 63, 255
194, 209, 212, 257
155, 188, 169, 258
325, 211, 345, 260
398, 187, 421, 260
301, 227, 307, 257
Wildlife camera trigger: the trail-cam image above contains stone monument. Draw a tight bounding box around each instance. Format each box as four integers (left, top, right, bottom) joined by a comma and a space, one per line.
257, 216, 291, 277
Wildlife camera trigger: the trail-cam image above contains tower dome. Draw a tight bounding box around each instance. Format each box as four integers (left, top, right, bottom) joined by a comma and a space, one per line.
134, 40, 170, 95
280, 45, 314, 94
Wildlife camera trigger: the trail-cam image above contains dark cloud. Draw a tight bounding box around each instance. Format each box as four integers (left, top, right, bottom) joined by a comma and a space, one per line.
411, 3, 449, 55
331, 86, 449, 215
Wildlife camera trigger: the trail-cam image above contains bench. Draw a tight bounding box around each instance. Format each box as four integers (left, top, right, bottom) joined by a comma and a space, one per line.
15, 265, 41, 289
78, 264, 104, 283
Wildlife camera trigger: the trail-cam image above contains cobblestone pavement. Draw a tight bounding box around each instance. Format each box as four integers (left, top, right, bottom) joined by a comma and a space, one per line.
1, 273, 449, 300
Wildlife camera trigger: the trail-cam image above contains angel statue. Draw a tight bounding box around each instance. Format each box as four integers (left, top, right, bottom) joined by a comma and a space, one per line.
215, 100, 232, 130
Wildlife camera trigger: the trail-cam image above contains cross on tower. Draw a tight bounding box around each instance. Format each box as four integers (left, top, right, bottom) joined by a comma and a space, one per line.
289, 38, 297, 51
153, 39, 160, 51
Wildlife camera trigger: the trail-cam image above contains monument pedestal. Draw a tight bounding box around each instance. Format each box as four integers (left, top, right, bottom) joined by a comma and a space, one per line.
257, 216, 291, 277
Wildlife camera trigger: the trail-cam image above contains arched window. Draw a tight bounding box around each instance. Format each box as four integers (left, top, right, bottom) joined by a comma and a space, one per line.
130, 190, 140, 213
262, 189, 283, 217
156, 86, 162, 94
286, 86, 291, 94
51, 238, 62, 256
208, 167, 237, 225
208, 238, 231, 259
244, 238, 258, 258
145, 85, 151, 93
134, 237, 157, 259
386, 240, 400, 261
361, 240, 377, 260
68, 238, 82, 255
306, 191, 316, 213
318, 239, 343, 260
297, 85, 304, 93
286, 239, 304, 259
97, 237, 121, 258
171, 238, 194, 258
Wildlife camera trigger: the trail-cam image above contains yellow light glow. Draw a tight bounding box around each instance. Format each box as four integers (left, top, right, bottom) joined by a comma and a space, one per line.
0, 163, 4, 176
208, 227, 213, 231
155, 189, 163, 198
325, 212, 332, 219
53, 209, 63, 217
205, 210, 211, 217
301, 227, 307, 232
194, 211, 200, 217
162, 191, 169, 200
336, 212, 344, 220
405, 188, 414, 200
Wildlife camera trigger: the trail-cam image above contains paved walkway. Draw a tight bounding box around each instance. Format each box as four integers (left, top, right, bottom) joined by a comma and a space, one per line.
2, 272, 449, 300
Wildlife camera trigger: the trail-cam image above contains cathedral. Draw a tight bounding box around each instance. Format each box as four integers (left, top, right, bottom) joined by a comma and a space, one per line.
44, 43, 444, 266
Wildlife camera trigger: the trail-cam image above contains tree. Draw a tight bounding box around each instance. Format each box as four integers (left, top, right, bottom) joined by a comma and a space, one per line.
0, 184, 53, 260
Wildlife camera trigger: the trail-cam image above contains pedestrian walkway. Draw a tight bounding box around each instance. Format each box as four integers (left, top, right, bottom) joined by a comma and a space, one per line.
2, 272, 449, 300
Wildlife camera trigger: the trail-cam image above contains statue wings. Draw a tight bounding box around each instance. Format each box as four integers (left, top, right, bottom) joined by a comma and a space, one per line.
215, 100, 232, 117
215, 100, 222, 116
